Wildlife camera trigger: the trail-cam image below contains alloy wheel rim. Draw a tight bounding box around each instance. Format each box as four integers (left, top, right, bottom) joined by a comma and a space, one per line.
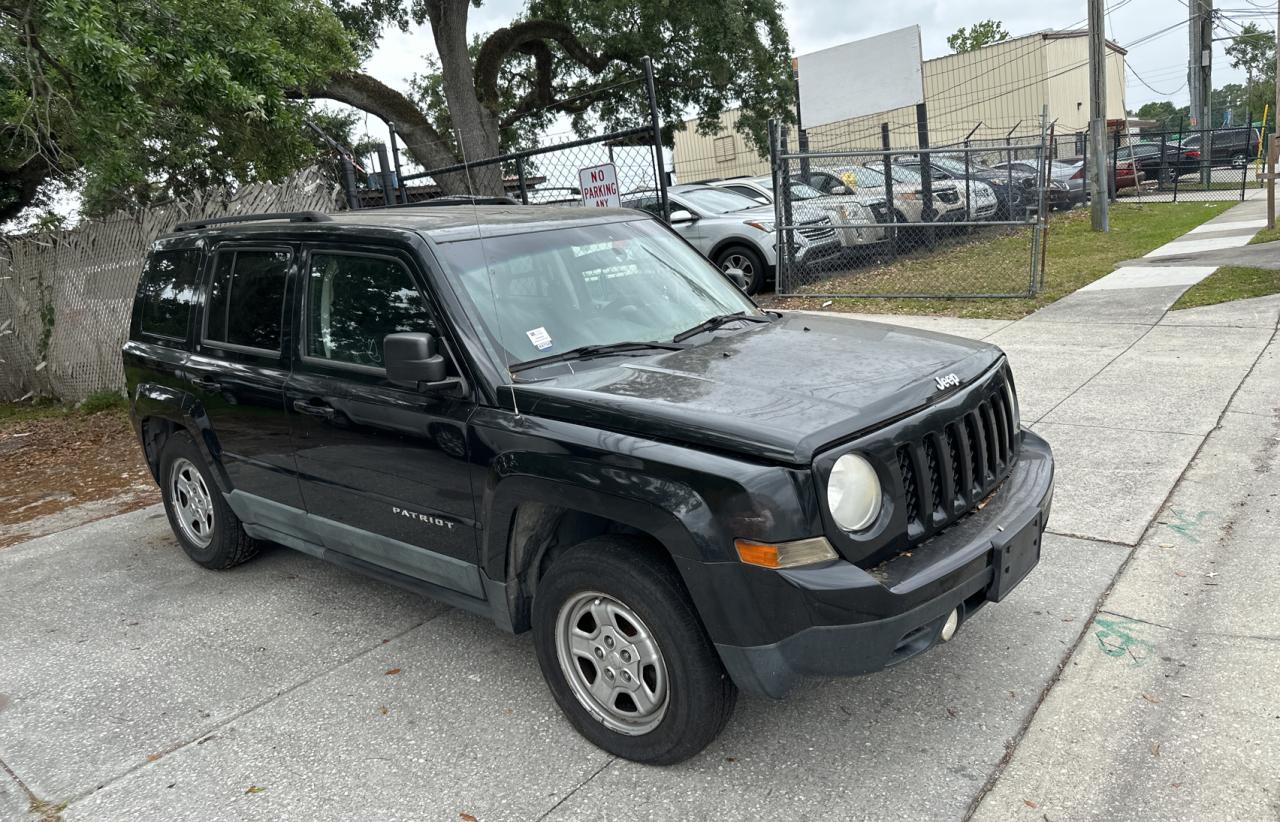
170, 458, 214, 548
722, 255, 753, 276
554, 591, 669, 736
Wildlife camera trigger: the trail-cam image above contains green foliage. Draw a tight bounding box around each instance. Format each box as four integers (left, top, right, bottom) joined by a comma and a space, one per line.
78, 390, 128, 415
1, 0, 357, 221
1225, 23, 1276, 127
947, 20, 1011, 54
1172, 266, 1280, 310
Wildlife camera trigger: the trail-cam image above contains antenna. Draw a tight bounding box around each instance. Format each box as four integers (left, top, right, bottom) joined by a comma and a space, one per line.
455, 130, 520, 417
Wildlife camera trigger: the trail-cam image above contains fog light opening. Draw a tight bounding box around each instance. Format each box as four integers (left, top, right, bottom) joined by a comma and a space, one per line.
940, 608, 960, 642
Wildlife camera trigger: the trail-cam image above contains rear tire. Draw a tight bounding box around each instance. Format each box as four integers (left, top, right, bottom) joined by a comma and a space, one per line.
159, 432, 259, 570
532, 536, 737, 765
715, 245, 766, 295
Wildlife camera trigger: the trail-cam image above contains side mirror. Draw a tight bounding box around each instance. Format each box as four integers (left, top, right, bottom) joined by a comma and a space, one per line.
669, 208, 696, 224
724, 267, 749, 291
385, 332, 462, 392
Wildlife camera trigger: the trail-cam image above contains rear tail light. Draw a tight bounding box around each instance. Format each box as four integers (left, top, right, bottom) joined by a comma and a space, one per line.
1071, 168, 1083, 180
1185, 149, 1200, 158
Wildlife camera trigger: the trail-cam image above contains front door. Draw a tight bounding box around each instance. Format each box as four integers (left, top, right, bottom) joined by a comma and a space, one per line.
186, 244, 303, 508
284, 246, 482, 597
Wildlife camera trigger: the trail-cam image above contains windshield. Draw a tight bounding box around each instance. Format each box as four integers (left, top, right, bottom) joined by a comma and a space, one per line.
676, 187, 760, 214
435, 219, 758, 372
787, 182, 825, 200
866, 162, 923, 184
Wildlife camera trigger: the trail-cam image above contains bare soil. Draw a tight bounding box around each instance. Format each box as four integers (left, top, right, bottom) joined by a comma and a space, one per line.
0, 409, 158, 549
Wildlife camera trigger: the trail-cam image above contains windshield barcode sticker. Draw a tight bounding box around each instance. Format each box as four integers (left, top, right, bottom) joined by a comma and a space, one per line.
526, 327, 553, 350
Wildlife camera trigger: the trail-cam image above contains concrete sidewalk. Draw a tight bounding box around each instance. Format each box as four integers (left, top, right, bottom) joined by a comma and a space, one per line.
0, 199, 1277, 821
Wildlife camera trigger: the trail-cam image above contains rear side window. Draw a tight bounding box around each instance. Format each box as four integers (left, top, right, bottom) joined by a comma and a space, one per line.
137, 249, 201, 339
204, 249, 290, 351
305, 253, 430, 368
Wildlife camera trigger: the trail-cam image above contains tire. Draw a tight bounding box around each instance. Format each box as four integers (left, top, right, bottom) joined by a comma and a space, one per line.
1231, 153, 1247, 169
714, 245, 766, 296
159, 432, 259, 570
532, 536, 737, 765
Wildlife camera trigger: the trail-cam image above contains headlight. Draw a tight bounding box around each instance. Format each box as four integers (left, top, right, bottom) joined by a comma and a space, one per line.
827, 453, 882, 532
744, 219, 774, 233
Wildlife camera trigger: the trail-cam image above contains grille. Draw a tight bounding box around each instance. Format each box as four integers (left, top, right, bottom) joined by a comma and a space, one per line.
937, 190, 960, 204
798, 217, 836, 241
898, 374, 1019, 539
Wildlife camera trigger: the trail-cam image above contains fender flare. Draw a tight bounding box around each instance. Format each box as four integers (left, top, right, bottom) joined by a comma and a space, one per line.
131, 382, 231, 492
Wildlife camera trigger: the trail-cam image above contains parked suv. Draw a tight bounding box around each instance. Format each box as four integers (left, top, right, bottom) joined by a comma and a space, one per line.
706, 175, 890, 251
1178, 127, 1260, 169
621, 184, 840, 294
124, 206, 1054, 765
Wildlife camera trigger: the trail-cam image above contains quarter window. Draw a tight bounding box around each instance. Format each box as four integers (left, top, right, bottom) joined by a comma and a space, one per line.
306, 253, 430, 367
205, 249, 290, 351
137, 249, 201, 339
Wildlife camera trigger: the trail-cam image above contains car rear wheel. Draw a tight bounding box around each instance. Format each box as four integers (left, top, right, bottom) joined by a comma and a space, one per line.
160, 432, 259, 570
532, 536, 737, 765
715, 245, 766, 295
1231, 152, 1247, 169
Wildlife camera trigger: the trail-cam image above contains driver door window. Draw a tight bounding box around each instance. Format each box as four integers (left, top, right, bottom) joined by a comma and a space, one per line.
305, 252, 431, 369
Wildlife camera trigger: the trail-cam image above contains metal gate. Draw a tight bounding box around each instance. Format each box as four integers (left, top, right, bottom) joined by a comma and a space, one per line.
768, 116, 1051, 299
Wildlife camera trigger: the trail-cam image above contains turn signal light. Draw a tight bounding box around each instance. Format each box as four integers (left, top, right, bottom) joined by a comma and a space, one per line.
734, 537, 838, 569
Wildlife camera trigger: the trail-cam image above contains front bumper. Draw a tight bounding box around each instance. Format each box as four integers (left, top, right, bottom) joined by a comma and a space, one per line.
713, 430, 1054, 699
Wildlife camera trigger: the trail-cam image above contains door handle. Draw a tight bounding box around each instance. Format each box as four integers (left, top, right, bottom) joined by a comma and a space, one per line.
191, 376, 221, 390
292, 399, 335, 420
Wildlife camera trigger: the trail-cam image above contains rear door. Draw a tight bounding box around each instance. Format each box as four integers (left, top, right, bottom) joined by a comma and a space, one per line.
284, 245, 482, 595
186, 243, 303, 508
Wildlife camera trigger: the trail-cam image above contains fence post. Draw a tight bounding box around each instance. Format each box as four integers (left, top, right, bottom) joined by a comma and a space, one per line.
1241, 110, 1251, 201
881, 122, 896, 255
340, 157, 360, 210
516, 157, 529, 204
375, 144, 396, 206
768, 119, 788, 293
1174, 116, 1184, 202
1030, 105, 1049, 296
1110, 129, 1119, 202
642, 56, 669, 221
388, 125, 410, 203
915, 102, 934, 247
963, 138, 971, 221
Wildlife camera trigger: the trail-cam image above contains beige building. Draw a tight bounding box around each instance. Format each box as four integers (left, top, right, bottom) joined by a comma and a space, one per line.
674, 29, 1128, 183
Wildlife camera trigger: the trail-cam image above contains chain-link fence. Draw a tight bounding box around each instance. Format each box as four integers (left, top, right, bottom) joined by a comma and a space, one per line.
769, 116, 1052, 298
0, 168, 341, 402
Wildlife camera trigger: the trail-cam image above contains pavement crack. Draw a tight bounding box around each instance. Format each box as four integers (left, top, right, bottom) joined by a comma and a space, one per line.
57, 608, 452, 813
534, 756, 616, 821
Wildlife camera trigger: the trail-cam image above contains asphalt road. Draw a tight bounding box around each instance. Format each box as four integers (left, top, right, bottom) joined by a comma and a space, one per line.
1, 203, 1277, 821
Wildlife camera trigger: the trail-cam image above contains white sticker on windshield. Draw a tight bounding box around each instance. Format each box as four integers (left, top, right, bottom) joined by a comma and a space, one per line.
525, 326, 553, 351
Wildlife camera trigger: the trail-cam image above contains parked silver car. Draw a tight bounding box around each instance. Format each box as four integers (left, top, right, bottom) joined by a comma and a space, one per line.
621, 184, 842, 294
706, 176, 889, 250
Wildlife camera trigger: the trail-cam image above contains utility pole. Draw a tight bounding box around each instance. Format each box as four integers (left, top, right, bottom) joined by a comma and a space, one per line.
1088, 0, 1108, 231
1270, 3, 1279, 228
1188, 0, 1213, 183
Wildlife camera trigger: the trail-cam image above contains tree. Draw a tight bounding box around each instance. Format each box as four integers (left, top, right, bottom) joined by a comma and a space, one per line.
1134, 100, 1185, 133
1225, 23, 1276, 125
301, 0, 796, 194
947, 20, 1011, 54
1, 0, 353, 223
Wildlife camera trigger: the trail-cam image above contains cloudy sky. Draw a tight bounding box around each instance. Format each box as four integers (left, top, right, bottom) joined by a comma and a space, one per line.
338, 0, 1271, 174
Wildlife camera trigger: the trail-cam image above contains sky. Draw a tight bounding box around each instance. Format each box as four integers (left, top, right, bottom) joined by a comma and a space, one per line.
335, 0, 1274, 181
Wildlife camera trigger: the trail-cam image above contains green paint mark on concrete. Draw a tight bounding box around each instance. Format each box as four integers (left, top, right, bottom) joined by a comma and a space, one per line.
1094, 616, 1155, 665
1161, 509, 1211, 543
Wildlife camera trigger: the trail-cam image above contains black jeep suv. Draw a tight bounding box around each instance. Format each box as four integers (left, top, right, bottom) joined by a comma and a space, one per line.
124, 206, 1054, 764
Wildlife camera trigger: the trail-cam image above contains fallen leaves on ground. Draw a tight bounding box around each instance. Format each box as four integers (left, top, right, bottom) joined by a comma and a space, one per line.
384, 668, 401, 676
460, 813, 479, 822
0, 409, 156, 548
245, 786, 266, 794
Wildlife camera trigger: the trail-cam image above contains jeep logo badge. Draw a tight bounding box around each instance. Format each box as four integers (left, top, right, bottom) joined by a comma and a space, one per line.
935, 373, 961, 391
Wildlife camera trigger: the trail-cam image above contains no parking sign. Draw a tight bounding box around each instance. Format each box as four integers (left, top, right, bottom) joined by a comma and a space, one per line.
578, 163, 621, 208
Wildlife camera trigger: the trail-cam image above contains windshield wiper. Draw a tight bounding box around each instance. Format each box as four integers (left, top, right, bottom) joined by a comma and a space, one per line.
509, 341, 684, 374
672, 311, 771, 343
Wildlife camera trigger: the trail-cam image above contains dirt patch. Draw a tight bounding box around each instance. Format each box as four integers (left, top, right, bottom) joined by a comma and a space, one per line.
0, 410, 158, 549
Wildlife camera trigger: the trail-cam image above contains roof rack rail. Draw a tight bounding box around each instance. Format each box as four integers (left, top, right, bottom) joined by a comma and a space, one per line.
359, 195, 520, 210
173, 211, 333, 232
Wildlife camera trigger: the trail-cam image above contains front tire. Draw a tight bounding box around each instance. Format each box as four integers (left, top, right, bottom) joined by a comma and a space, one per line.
715, 245, 766, 295
532, 536, 737, 765
159, 432, 259, 570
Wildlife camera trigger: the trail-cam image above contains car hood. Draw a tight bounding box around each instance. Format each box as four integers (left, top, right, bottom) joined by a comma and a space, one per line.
510, 313, 1003, 465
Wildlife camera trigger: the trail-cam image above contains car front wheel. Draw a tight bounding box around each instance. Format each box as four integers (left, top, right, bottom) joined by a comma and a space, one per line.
715, 245, 766, 295
532, 536, 737, 765
159, 432, 260, 569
